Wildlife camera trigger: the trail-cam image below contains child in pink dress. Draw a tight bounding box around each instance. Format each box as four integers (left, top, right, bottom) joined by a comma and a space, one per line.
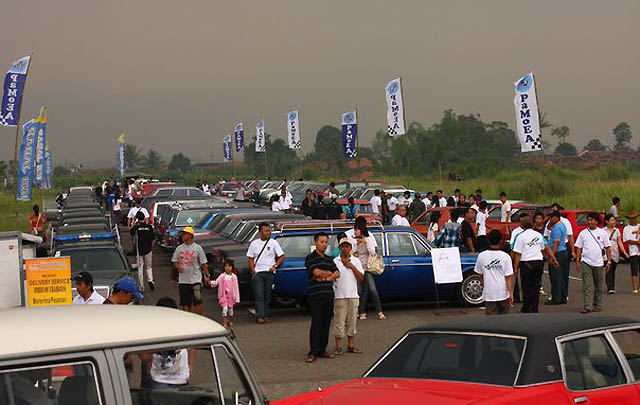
210, 259, 240, 328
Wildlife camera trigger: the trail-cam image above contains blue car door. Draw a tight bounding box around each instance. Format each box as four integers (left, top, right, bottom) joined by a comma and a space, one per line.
383, 231, 431, 298
273, 234, 315, 299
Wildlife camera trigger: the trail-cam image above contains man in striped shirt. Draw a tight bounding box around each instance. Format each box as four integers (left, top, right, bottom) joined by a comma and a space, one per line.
305, 232, 340, 363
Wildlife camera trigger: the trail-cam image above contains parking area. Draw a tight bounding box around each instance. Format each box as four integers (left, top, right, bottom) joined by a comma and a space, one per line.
138, 235, 640, 401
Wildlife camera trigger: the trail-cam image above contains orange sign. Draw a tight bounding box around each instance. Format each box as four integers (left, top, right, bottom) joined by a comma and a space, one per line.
25, 257, 72, 307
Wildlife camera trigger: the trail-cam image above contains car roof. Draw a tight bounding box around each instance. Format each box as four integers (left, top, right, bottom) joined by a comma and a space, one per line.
57, 241, 119, 250
0, 306, 226, 361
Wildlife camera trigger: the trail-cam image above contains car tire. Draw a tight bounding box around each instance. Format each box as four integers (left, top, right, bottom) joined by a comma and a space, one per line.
459, 272, 484, 306
273, 295, 298, 308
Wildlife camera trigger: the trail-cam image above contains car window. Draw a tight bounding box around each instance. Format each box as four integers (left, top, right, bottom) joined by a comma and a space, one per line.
65, 248, 127, 272
125, 346, 222, 405
412, 235, 429, 255
415, 210, 431, 226
372, 233, 383, 253
611, 329, 640, 381
213, 345, 256, 405
156, 189, 171, 196
561, 335, 625, 391
278, 235, 316, 257
488, 208, 502, 220
221, 220, 242, 238
388, 233, 417, 256
367, 333, 525, 386
576, 213, 590, 226
0, 361, 102, 405
175, 210, 210, 227
188, 189, 205, 196
174, 189, 189, 197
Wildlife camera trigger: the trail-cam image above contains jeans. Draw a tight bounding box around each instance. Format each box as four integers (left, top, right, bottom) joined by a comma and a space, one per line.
358, 272, 382, 314
582, 262, 604, 310
519, 260, 544, 313
252, 272, 274, 319
549, 250, 568, 303
562, 248, 572, 297
308, 293, 334, 356
606, 261, 618, 291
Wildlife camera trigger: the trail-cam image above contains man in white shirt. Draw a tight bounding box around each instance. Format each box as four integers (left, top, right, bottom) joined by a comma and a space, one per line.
127, 200, 149, 229
575, 213, 612, 313
499, 192, 511, 223
476, 201, 488, 251
333, 237, 365, 354
422, 192, 433, 209
436, 190, 447, 208
387, 193, 398, 221
610, 197, 621, 221
391, 205, 411, 227
247, 223, 285, 323
474, 230, 514, 315
512, 216, 546, 313
72, 272, 106, 305
369, 190, 382, 215
398, 191, 412, 207
623, 210, 640, 293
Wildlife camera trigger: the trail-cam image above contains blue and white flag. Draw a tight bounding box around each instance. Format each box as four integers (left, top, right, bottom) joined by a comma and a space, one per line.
223, 134, 233, 162
256, 120, 266, 152
234, 122, 245, 152
118, 134, 125, 177
17, 120, 36, 201
287, 110, 301, 149
34, 111, 47, 185
44, 141, 52, 190
385, 78, 406, 137
514, 72, 542, 152
341, 110, 358, 158
1, 56, 31, 127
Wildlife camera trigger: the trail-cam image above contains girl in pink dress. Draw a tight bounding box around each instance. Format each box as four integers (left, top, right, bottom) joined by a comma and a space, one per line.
210, 259, 240, 328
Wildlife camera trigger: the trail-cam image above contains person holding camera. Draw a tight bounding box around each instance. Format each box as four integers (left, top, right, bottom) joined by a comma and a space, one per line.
575, 213, 612, 314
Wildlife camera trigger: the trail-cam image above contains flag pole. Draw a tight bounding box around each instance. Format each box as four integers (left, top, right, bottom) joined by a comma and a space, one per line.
40, 106, 47, 210
13, 51, 34, 227
399, 77, 410, 188
264, 146, 269, 179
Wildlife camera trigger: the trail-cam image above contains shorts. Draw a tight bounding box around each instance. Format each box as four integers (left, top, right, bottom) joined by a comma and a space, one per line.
179, 283, 203, 307
630, 256, 639, 277
222, 305, 234, 317
485, 299, 510, 315
333, 298, 359, 337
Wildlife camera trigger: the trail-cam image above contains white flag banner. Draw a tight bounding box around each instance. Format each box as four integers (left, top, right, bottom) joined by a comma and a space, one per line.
287, 110, 301, 149
385, 78, 406, 136
256, 119, 266, 152
513, 72, 542, 152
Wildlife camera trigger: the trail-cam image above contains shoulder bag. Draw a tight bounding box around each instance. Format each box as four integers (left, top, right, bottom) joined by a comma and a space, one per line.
365, 237, 385, 275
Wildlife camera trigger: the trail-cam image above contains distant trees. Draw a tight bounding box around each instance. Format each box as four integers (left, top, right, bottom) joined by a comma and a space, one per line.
613, 122, 632, 151
168, 153, 191, 172
584, 139, 607, 152
124, 144, 141, 170
555, 142, 578, 156
0, 161, 6, 179
243, 134, 299, 178
141, 149, 166, 173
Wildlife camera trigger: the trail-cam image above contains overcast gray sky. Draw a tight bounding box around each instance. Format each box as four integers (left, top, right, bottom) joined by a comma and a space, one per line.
2, 0, 639, 168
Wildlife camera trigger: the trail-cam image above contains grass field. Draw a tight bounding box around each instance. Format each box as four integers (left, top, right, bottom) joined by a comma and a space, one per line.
0, 165, 638, 232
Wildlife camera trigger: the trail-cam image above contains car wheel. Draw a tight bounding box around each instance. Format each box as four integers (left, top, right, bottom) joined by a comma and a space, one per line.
459, 273, 483, 306
273, 295, 297, 308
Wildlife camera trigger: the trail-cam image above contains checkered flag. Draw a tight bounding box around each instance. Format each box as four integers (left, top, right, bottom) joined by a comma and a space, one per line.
290, 140, 301, 149
530, 137, 543, 150
0, 116, 8, 126
387, 125, 397, 136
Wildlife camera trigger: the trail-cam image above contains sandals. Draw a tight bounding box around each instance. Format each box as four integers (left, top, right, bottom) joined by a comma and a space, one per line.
318, 352, 335, 359
359, 314, 367, 320
334, 348, 344, 356
306, 354, 316, 363
347, 347, 363, 354
378, 312, 386, 320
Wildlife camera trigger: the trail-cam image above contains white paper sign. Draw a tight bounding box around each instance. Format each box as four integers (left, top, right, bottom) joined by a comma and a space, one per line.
432, 247, 463, 284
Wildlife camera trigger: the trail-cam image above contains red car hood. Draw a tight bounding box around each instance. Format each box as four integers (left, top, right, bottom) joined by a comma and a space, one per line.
275, 378, 517, 405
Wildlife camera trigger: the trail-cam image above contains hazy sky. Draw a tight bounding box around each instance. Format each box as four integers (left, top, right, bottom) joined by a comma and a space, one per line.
2, 0, 639, 168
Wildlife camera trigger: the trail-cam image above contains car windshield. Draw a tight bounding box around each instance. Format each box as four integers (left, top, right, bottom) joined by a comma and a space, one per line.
63, 248, 127, 272
175, 210, 210, 227
234, 224, 257, 242
220, 219, 242, 237
195, 212, 216, 228
221, 183, 239, 191
367, 332, 525, 387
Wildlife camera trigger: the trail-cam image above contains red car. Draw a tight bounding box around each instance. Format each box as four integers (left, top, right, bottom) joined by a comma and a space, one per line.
277, 314, 640, 404
561, 210, 629, 254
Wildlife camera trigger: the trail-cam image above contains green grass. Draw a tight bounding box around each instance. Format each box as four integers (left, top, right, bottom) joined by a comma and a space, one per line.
0, 189, 61, 233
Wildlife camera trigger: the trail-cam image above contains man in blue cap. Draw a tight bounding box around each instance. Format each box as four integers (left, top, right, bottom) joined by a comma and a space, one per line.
103, 277, 143, 305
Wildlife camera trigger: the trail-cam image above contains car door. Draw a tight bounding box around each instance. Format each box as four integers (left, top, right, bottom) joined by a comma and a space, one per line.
609, 327, 640, 397
273, 234, 316, 298
559, 332, 640, 404
383, 231, 430, 298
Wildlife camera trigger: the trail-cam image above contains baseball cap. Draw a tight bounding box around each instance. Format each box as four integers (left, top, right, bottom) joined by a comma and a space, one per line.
338, 237, 353, 247
114, 277, 143, 299
75, 271, 93, 284
182, 226, 195, 235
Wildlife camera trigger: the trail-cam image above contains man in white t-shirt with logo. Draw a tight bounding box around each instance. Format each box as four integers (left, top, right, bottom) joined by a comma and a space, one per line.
499, 192, 511, 223
247, 223, 285, 324
127, 200, 149, 229
575, 213, 611, 314
333, 237, 365, 355
369, 190, 382, 215
623, 210, 640, 293
476, 201, 489, 251
474, 230, 514, 315
512, 216, 546, 313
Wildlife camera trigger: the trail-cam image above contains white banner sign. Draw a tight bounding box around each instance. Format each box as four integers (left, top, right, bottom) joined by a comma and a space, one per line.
256, 120, 266, 152
385, 78, 406, 136
513, 72, 542, 152
287, 110, 301, 149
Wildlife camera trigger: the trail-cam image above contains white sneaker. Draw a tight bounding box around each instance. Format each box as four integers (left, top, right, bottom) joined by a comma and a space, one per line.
633, 290, 639, 294
247, 307, 256, 315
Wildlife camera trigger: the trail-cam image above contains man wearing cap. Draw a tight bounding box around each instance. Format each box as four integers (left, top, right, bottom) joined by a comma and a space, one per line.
103, 277, 143, 305
333, 236, 364, 355
72, 272, 106, 305
171, 226, 210, 315
623, 210, 640, 293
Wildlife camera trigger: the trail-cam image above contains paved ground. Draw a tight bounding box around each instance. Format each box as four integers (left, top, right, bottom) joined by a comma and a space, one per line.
133, 234, 640, 401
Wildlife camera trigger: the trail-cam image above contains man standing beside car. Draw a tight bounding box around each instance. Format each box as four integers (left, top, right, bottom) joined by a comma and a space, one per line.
623, 210, 640, 293
171, 227, 210, 315
72, 272, 106, 305
512, 216, 546, 313
247, 223, 285, 324
575, 213, 611, 313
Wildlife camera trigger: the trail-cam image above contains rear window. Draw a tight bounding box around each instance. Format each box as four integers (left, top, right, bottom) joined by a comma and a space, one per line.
63, 249, 127, 272
155, 189, 171, 196
367, 333, 525, 387
221, 220, 242, 237
576, 213, 590, 226
175, 210, 210, 227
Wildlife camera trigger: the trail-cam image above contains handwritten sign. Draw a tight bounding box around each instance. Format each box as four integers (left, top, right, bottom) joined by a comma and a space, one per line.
25, 257, 72, 307
432, 247, 463, 284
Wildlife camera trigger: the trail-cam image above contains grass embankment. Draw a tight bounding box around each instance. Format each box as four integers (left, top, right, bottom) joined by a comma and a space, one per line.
0, 189, 61, 232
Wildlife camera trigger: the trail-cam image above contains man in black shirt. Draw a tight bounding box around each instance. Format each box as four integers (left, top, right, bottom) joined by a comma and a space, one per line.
408, 192, 426, 223
327, 197, 343, 220
130, 211, 157, 290
461, 207, 477, 253
305, 232, 340, 363
312, 195, 328, 220
301, 189, 316, 217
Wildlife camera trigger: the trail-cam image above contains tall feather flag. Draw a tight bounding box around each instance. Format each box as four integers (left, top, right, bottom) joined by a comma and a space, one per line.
341, 110, 358, 158
385, 77, 406, 137
513, 72, 542, 152
256, 120, 266, 152
1, 55, 31, 127
44, 140, 52, 189
287, 110, 301, 149
33, 107, 47, 185
223, 134, 233, 162
118, 134, 125, 177
234, 122, 245, 152
17, 120, 37, 200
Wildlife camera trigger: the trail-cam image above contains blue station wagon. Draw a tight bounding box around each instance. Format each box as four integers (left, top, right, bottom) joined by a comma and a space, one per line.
269, 224, 483, 306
